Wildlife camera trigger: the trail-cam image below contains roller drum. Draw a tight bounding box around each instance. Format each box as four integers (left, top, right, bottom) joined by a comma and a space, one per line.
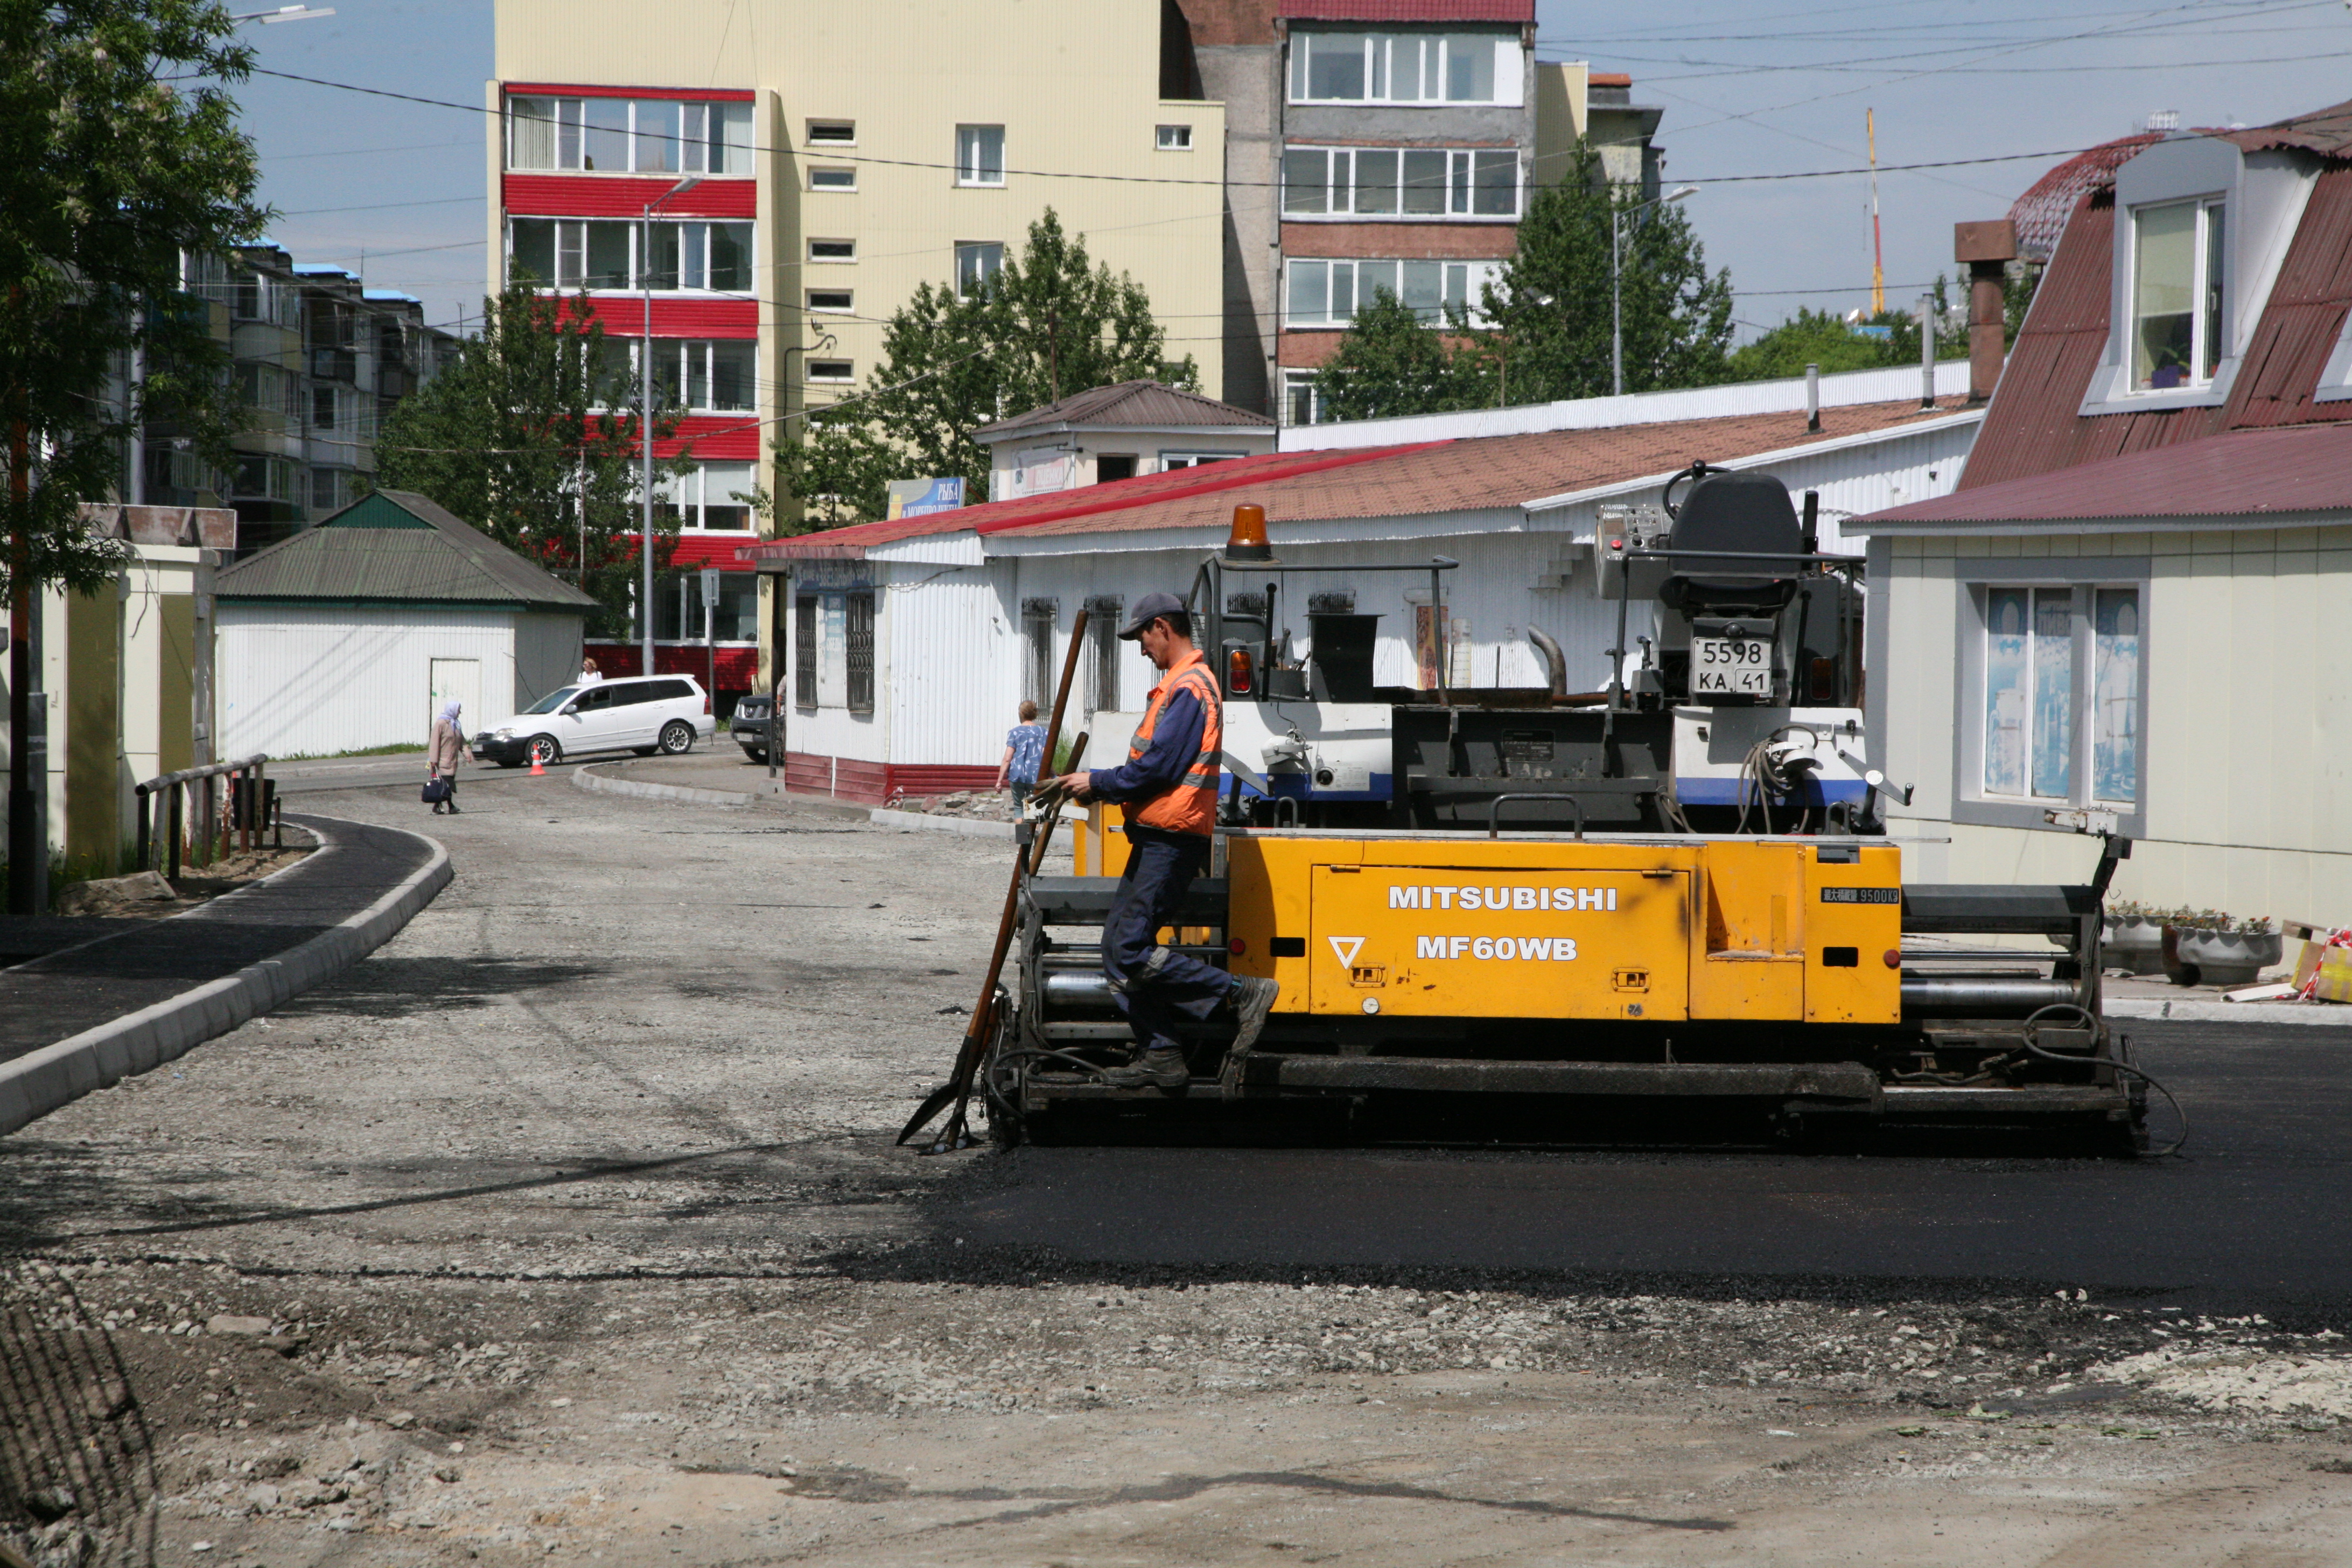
1900, 976, 2084, 1016
1041, 970, 1118, 1011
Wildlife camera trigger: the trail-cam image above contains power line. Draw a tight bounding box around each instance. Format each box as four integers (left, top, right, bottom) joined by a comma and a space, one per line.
245, 63, 2244, 195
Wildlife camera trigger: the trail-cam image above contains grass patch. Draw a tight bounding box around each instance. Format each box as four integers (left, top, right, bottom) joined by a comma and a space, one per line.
270, 741, 426, 761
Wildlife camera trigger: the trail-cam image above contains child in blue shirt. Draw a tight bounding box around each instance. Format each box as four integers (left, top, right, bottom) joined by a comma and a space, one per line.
996, 701, 1047, 811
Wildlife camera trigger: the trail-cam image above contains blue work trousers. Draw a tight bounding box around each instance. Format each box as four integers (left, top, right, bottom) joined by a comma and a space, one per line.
1102, 827, 1232, 1054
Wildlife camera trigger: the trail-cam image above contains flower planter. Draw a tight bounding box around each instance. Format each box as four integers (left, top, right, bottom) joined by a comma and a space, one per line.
2161, 926, 2285, 988
2101, 916, 2167, 976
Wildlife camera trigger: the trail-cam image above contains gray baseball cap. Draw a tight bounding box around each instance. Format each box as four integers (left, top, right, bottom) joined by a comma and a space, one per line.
1117, 591, 1188, 640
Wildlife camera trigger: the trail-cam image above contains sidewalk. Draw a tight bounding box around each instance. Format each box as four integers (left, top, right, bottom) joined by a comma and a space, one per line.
0, 813, 451, 1135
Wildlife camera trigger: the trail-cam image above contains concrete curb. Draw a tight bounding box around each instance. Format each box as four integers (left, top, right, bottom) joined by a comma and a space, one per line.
0, 818, 453, 1139
869, 807, 1016, 841
571, 764, 751, 809
2106, 996, 2352, 1027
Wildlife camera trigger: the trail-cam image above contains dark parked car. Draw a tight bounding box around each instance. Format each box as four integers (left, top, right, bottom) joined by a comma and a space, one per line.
731, 692, 779, 762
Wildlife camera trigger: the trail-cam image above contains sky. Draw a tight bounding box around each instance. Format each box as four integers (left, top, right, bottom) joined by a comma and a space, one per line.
232, 0, 2352, 342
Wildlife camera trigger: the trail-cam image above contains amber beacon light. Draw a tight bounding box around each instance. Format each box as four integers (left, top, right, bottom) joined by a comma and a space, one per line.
1223, 502, 1275, 563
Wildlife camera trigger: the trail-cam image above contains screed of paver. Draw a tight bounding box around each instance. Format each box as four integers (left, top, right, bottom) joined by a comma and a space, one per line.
4, 779, 2351, 1567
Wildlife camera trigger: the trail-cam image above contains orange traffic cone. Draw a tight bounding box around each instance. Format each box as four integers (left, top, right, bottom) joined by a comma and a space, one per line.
530, 754, 545, 776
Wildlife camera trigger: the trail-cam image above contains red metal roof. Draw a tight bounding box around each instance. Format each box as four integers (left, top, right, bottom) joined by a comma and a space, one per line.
1277, 0, 1532, 18
1959, 165, 2352, 492
1864, 423, 2352, 524
743, 398, 1968, 561
2006, 134, 2160, 263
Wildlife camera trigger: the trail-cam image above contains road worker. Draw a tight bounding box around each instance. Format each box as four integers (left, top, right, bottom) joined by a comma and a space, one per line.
1048, 590, 1280, 1089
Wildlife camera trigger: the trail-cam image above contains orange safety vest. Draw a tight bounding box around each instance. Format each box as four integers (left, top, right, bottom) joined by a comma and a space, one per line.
1126, 648, 1222, 836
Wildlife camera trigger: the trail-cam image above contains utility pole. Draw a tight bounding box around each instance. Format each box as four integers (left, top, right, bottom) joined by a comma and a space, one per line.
640, 176, 700, 678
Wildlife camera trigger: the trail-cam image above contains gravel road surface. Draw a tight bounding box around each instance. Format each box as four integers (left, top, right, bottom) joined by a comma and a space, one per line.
4, 775, 2348, 1567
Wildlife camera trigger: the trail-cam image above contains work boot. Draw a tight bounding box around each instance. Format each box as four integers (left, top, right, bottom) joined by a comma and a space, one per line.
1102, 1047, 1188, 1090
1230, 976, 1281, 1053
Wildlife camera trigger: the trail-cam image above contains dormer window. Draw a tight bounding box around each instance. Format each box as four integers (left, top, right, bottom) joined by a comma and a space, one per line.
2131, 198, 2224, 391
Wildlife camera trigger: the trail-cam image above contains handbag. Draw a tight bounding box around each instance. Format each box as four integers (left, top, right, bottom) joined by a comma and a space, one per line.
422, 776, 452, 804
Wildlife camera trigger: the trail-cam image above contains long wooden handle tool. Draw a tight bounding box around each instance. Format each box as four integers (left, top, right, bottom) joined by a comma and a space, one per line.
899, 610, 1091, 1149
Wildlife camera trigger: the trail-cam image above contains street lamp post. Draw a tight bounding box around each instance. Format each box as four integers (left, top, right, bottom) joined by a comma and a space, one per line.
640, 175, 701, 677
1611, 185, 1697, 398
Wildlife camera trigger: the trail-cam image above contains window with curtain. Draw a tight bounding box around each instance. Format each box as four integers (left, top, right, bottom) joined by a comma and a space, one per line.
2131, 198, 2225, 390
1981, 584, 2140, 807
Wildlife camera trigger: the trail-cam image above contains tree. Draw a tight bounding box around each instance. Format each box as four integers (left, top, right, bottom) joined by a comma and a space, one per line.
3, 0, 266, 599
776, 210, 1192, 528
376, 279, 688, 635
1467, 143, 1734, 404
1312, 289, 1486, 423
1725, 288, 1968, 383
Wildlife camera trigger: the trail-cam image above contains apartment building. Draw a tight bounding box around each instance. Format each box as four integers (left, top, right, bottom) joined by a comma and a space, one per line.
489, 0, 1229, 697
1163, 0, 1661, 422
132, 244, 456, 555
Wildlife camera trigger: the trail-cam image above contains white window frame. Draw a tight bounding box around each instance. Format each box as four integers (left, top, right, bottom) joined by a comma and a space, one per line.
1951, 566, 2148, 834
806, 359, 855, 383
2124, 196, 2225, 395
655, 460, 759, 534
955, 240, 1004, 296
507, 218, 753, 295
1159, 450, 1249, 470
956, 124, 1006, 187
1282, 257, 1499, 330
808, 237, 857, 263
1156, 123, 1193, 151
504, 95, 750, 175
805, 119, 856, 146
1282, 145, 1521, 221
1283, 370, 1326, 427
809, 165, 857, 192
1287, 31, 1520, 107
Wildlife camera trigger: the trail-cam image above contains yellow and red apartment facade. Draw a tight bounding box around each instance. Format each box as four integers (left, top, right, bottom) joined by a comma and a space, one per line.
495, 80, 766, 698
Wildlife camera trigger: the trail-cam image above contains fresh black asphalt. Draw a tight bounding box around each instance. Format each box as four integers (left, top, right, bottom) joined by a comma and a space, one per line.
0, 814, 433, 1063
948, 1021, 2352, 1321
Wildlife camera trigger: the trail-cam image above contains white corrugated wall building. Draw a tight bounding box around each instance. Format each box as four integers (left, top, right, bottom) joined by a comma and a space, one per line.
743, 370, 1985, 802
214, 490, 596, 759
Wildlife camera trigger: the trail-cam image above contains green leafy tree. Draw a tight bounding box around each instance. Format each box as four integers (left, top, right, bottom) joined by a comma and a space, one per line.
777, 210, 1193, 528
2, 0, 267, 598
376, 279, 688, 635
1312, 289, 1486, 422
1467, 143, 1734, 404
1725, 284, 1968, 383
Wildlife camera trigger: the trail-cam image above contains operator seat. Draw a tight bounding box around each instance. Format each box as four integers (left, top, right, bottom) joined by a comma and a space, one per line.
1661, 467, 1805, 615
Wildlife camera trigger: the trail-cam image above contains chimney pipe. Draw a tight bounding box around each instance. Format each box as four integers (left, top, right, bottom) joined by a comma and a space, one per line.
1805, 362, 1821, 432
1954, 219, 2019, 404
1919, 295, 1937, 410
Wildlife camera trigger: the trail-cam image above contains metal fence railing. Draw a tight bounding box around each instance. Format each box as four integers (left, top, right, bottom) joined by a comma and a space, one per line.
134, 755, 275, 880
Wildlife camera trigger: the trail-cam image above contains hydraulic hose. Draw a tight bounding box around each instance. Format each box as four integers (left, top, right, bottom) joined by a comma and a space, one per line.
2020, 1003, 2188, 1157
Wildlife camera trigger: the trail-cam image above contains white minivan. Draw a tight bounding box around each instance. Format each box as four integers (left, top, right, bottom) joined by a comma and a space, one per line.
474, 675, 716, 767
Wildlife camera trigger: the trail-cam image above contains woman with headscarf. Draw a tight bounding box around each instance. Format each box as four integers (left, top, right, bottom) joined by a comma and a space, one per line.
428, 699, 467, 815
